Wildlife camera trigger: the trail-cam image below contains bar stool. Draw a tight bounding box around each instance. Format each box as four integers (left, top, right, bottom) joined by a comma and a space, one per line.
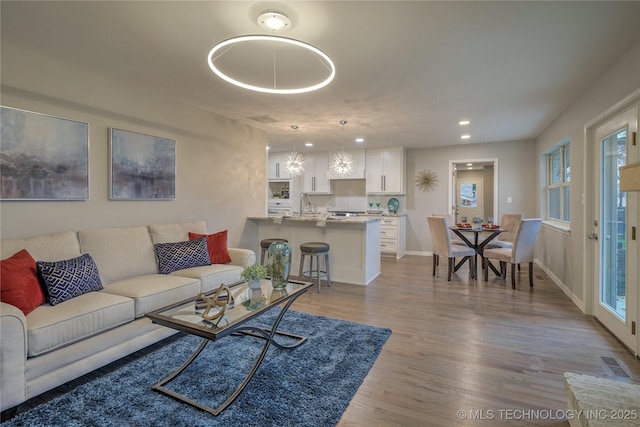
298, 242, 331, 292
260, 238, 288, 265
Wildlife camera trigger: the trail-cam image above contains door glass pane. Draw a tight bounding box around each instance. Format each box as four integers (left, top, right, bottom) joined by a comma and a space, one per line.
460, 183, 477, 207
601, 129, 627, 319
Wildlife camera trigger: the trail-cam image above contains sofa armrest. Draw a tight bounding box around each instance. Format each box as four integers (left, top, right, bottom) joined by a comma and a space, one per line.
1, 302, 27, 411
227, 248, 256, 268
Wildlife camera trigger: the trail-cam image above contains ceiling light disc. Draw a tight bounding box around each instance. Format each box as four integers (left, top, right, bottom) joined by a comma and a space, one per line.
257, 10, 291, 32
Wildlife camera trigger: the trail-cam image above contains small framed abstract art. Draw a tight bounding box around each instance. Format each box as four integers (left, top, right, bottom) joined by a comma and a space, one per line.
0, 106, 89, 200
109, 128, 176, 200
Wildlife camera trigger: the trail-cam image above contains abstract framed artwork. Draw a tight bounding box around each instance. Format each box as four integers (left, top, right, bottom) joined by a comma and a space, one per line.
0, 106, 89, 200
109, 128, 176, 200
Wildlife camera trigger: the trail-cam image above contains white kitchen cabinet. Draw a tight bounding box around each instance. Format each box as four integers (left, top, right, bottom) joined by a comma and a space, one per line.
327, 149, 366, 180
365, 147, 405, 194
380, 216, 406, 258
268, 152, 292, 180
303, 152, 332, 193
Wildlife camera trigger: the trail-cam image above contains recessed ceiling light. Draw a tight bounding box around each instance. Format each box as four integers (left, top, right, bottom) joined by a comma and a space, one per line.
355, 138, 364, 143
305, 142, 313, 147
467, 167, 473, 170
467, 163, 473, 166
459, 120, 470, 126
461, 134, 471, 139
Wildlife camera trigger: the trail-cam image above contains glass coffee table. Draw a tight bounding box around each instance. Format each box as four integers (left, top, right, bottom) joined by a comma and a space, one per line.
145, 278, 312, 416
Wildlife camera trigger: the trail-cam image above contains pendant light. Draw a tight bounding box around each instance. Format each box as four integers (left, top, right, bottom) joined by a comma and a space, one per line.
207, 10, 336, 95
285, 125, 306, 177
330, 120, 355, 178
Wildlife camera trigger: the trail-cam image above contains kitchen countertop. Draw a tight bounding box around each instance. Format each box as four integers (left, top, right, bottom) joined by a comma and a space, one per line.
248, 215, 382, 224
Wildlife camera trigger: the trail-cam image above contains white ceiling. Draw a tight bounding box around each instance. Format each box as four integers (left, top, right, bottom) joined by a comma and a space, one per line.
2, 1, 640, 152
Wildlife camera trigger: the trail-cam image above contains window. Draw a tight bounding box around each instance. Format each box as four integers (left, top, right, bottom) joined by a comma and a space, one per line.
546, 142, 570, 222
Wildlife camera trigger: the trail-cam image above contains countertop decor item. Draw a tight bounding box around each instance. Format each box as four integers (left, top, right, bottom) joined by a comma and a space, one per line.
268, 241, 291, 289
240, 264, 267, 289
387, 197, 400, 213
415, 169, 438, 192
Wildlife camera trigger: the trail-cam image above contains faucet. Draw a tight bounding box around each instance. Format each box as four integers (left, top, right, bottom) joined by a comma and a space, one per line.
299, 193, 304, 215
300, 192, 312, 214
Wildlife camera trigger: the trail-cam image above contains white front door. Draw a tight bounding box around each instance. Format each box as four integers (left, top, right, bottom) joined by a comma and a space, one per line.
593, 105, 638, 353
457, 178, 483, 222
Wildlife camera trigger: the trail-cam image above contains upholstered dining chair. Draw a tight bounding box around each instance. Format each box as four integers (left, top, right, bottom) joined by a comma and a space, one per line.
430, 213, 464, 265
427, 216, 476, 281
482, 218, 542, 289
485, 213, 524, 249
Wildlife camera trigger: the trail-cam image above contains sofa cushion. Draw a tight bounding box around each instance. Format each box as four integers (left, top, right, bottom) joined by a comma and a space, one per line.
78, 226, 158, 284
171, 264, 243, 293
26, 292, 134, 357
101, 274, 200, 318
189, 230, 232, 264
0, 249, 45, 315
154, 237, 211, 274
148, 220, 207, 244
1, 230, 81, 262
37, 254, 103, 306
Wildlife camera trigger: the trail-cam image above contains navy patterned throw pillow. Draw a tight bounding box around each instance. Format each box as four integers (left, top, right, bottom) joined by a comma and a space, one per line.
154, 236, 211, 275
37, 254, 103, 306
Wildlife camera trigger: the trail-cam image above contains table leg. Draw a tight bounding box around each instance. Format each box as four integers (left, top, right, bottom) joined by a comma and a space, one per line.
152, 295, 306, 416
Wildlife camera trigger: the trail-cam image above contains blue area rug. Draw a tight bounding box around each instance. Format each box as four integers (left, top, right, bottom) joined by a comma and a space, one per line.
2, 310, 391, 427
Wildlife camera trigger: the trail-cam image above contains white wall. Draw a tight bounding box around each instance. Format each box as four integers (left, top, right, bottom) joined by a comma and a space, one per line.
0, 44, 267, 254
536, 38, 640, 307
406, 139, 537, 253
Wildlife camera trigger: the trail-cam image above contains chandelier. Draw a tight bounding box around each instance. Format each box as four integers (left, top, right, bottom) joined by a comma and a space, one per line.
285, 125, 306, 177
207, 10, 336, 95
329, 120, 355, 178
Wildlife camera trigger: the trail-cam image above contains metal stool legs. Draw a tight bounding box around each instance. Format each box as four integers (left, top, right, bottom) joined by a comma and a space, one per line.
298, 251, 331, 292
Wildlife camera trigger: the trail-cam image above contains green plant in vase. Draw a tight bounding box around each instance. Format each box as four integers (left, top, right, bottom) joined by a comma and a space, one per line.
241, 264, 267, 289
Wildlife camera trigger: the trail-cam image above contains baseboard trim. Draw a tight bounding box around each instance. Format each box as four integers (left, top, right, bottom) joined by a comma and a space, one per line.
534, 258, 585, 313
405, 250, 431, 257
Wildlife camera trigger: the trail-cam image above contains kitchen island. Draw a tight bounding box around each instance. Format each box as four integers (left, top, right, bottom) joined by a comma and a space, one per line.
248, 215, 381, 286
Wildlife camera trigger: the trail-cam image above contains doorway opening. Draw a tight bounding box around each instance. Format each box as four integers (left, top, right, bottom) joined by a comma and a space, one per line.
448, 158, 499, 224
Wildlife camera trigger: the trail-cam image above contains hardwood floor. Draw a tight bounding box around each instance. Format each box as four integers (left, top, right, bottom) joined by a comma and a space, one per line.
292, 255, 640, 426
4, 256, 638, 426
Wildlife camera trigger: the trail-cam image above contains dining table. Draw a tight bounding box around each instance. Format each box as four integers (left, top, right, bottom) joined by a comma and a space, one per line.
450, 224, 504, 279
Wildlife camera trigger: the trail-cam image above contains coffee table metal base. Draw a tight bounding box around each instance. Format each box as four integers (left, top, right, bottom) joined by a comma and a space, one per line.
152, 297, 306, 416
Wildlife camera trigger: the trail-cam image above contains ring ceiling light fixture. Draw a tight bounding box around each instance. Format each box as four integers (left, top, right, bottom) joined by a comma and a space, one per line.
207, 10, 336, 95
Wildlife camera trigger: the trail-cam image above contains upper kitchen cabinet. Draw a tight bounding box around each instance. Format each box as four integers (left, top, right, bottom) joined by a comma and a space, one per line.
303, 152, 332, 193
268, 152, 292, 180
327, 149, 366, 180
365, 147, 406, 194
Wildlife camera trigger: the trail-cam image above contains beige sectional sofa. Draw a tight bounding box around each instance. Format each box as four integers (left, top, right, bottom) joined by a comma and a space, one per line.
0, 220, 255, 412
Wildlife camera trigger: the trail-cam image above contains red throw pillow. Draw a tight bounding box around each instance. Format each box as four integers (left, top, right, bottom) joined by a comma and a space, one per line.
1, 249, 46, 315
189, 230, 232, 264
